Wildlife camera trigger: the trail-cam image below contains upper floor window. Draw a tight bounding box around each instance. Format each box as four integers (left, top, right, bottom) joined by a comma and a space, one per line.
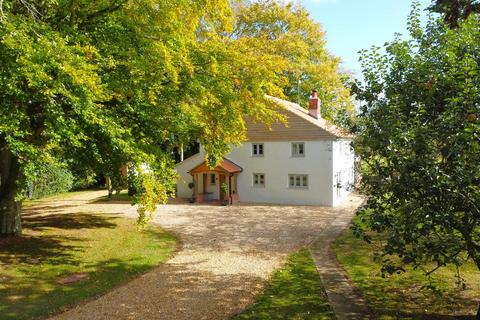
253, 173, 265, 187
291, 142, 305, 157
289, 174, 308, 189
252, 143, 264, 157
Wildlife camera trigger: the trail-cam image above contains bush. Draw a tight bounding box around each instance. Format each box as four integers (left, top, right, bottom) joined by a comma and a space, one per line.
26, 164, 74, 199
71, 174, 98, 191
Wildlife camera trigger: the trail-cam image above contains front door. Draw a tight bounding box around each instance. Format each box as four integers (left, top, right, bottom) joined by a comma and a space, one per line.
219, 174, 226, 200
202, 173, 208, 193
336, 172, 342, 199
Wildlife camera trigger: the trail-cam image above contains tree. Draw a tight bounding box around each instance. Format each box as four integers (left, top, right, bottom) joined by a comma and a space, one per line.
232, 0, 353, 122
352, 4, 480, 317
0, 0, 348, 236
0, 0, 281, 236
429, 0, 480, 28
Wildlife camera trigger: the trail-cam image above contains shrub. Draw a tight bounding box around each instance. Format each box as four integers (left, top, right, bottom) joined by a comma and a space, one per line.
71, 174, 98, 191
26, 163, 74, 199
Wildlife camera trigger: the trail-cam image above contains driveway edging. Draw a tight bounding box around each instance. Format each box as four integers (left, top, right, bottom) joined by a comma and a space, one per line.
309, 198, 373, 320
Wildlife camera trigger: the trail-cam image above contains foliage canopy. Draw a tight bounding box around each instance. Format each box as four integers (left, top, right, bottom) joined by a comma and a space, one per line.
352, 3, 480, 284
0, 0, 351, 234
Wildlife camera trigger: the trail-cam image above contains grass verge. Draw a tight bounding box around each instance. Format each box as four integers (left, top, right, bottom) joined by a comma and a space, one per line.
334, 225, 480, 319
96, 190, 133, 202
231, 248, 335, 320
23, 189, 133, 206
0, 208, 177, 320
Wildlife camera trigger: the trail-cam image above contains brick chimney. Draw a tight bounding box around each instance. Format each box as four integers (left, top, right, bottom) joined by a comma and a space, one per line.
308, 89, 320, 119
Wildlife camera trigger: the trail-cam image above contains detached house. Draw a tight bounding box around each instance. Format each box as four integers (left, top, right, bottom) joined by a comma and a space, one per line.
175, 91, 355, 206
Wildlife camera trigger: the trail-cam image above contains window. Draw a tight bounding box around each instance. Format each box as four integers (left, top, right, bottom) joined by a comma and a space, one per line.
288, 174, 308, 188
253, 173, 265, 187
210, 174, 216, 185
252, 143, 264, 157
291, 142, 305, 157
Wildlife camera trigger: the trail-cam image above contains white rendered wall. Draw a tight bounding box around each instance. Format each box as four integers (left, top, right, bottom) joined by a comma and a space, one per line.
332, 140, 355, 206
227, 141, 334, 206
175, 151, 205, 198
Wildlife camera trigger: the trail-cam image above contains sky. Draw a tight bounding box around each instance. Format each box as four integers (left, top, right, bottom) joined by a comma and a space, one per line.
301, 0, 432, 77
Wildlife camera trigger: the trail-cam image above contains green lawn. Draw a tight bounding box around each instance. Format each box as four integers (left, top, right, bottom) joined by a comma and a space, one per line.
0, 208, 177, 320
334, 226, 480, 319
231, 248, 335, 320
23, 189, 133, 206
23, 189, 101, 206
95, 190, 133, 202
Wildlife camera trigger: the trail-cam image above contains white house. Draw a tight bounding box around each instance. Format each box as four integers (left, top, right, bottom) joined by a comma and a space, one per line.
175, 91, 355, 206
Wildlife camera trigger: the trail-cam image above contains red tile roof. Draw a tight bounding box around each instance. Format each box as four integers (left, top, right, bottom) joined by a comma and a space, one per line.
265, 95, 353, 139
189, 158, 243, 174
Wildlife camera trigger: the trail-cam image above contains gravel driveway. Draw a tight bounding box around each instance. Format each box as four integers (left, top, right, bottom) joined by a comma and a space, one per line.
45, 191, 364, 320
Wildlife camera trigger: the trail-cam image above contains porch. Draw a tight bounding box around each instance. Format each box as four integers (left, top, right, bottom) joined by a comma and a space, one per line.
189, 158, 242, 205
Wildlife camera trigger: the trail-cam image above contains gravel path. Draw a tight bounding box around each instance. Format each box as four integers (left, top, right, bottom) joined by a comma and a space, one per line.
36, 191, 364, 320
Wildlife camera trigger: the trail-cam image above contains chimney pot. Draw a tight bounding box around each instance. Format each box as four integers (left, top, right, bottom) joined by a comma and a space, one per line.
308, 89, 320, 119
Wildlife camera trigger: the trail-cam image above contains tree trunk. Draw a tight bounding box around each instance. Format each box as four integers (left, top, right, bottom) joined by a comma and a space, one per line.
476, 263, 480, 320
0, 193, 21, 237
0, 136, 22, 237
477, 261, 480, 320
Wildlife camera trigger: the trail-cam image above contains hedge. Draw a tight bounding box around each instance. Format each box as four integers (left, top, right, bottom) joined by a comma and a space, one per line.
26, 164, 74, 199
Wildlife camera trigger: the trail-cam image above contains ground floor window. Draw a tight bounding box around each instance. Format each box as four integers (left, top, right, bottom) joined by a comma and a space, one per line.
288, 174, 308, 188
253, 173, 265, 187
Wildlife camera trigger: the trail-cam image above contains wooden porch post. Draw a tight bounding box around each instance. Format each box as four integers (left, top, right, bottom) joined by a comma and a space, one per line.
228, 175, 232, 205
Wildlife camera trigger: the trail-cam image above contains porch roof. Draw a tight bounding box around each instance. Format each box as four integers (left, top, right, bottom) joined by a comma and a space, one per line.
189, 158, 243, 174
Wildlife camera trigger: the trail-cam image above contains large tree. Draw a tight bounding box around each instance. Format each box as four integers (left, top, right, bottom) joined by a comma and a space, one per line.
0, 0, 279, 235
232, 0, 353, 122
352, 3, 480, 317
0, 0, 349, 236
429, 0, 480, 28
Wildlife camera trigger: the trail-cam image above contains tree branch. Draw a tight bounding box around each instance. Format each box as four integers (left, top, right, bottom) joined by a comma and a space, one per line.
19, 0, 42, 20
77, 0, 127, 27
0, 0, 5, 22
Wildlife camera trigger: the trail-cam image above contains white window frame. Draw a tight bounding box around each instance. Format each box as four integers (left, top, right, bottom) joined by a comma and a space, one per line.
252, 143, 264, 157
253, 173, 265, 187
291, 142, 305, 157
288, 174, 308, 189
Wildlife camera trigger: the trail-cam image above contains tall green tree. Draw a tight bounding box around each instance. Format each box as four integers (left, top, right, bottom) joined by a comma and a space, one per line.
353, 4, 480, 317
429, 0, 480, 28
0, 0, 349, 236
232, 0, 353, 122
0, 0, 281, 236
